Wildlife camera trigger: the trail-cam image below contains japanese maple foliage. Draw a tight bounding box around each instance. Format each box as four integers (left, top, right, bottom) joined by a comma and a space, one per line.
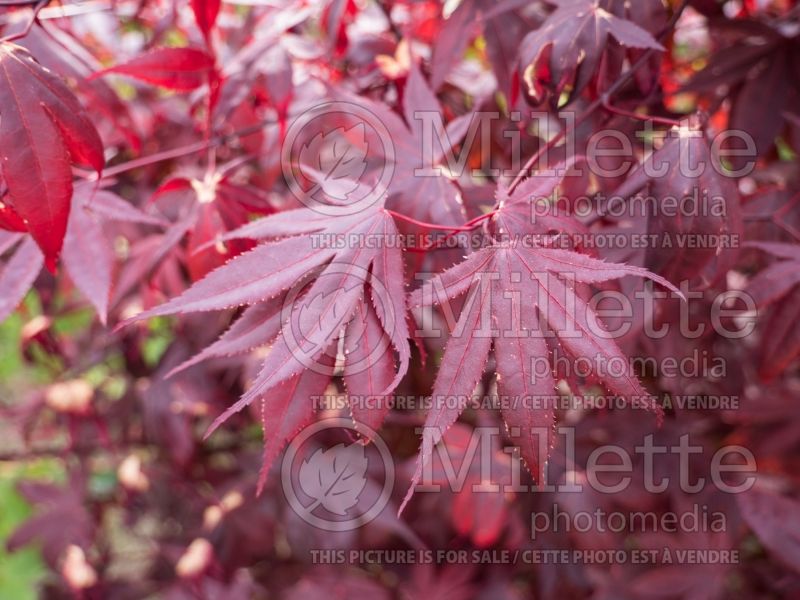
0, 0, 799, 598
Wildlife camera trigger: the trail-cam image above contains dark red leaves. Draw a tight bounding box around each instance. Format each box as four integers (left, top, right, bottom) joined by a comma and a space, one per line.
4, 2, 800, 596
519, 0, 664, 104
0, 42, 104, 270
62, 186, 163, 324
686, 19, 799, 163
746, 242, 800, 380
612, 126, 741, 284
401, 241, 677, 511
738, 487, 800, 574
6, 478, 94, 567
125, 206, 411, 481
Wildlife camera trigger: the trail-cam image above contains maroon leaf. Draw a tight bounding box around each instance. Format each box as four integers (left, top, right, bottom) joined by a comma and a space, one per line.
166, 300, 282, 378
92, 47, 216, 91
519, 0, 663, 104
745, 242, 800, 306
126, 207, 410, 479
7, 478, 94, 567
17, 22, 141, 152
0, 234, 44, 322
343, 299, 396, 435
401, 239, 678, 511
612, 127, 741, 284
0, 42, 104, 270
746, 242, 800, 380
685, 19, 794, 164
738, 487, 800, 574
254, 351, 337, 494
62, 196, 113, 324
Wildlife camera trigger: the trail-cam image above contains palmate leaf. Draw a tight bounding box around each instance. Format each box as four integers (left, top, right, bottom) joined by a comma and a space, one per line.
396, 59, 476, 227
401, 243, 679, 511
0, 42, 104, 270
125, 206, 411, 484
404, 422, 516, 547
16, 23, 141, 152
150, 171, 268, 282
6, 477, 93, 567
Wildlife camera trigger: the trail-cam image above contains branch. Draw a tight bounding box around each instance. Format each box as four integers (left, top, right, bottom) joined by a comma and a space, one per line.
405, 211, 497, 254
601, 98, 681, 127
0, 0, 46, 43
385, 209, 488, 232
81, 117, 278, 181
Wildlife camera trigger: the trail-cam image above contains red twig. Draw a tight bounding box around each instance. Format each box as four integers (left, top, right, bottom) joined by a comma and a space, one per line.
601, 99, 682, 128
0, 0, 46, 42
78, 117, 278, 181
385, 209, 485, 232
402, 211, 496, 253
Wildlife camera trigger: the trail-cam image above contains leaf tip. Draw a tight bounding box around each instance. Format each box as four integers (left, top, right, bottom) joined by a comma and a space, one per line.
44, 254, 59, 274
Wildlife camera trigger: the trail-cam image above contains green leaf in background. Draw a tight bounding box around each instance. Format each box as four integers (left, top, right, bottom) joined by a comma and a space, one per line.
0, 461, 62, 599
